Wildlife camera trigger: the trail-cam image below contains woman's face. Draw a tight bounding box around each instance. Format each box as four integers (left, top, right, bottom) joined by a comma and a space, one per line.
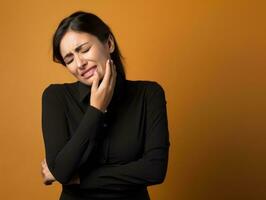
60, 30, 114, 86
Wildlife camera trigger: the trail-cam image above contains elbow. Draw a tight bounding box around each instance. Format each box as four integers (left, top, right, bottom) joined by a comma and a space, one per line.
148, 161, 168, 185
52, 168, 75, 185
48, 164, 73, 185
152, 169, 167, 184
55, 175, 72, 185
156, 174, 166, 184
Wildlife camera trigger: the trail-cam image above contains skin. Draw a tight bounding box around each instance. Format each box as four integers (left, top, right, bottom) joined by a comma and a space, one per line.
41, 30, 117, 185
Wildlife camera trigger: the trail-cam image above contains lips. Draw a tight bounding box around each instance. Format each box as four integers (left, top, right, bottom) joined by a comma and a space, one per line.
81, 65, 97, 78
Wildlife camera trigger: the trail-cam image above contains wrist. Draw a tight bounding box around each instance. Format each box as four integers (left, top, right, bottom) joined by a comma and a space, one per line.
90, 104, 107, 113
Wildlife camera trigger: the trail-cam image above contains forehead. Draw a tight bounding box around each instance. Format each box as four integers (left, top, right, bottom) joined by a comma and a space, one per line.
60, 31, 97, 57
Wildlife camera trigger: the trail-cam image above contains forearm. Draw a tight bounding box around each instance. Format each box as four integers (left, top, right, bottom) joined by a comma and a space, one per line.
42, 90, 104, 184
42, 158, 80, 186
79, 146, 169, 191
45, 107, 103, 184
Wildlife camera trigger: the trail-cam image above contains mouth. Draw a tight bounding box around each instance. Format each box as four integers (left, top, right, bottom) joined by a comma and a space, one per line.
81, 65, 97, 79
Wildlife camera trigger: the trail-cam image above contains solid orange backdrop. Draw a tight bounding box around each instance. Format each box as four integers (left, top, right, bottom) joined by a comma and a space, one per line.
0, 0, 265, 200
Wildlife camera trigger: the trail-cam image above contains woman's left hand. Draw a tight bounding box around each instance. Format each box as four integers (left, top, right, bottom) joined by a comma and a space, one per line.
41, 159, 80, 185
41, 159, 56, 185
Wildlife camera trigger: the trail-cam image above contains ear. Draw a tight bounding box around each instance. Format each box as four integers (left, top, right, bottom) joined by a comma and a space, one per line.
106, 34, 115, 53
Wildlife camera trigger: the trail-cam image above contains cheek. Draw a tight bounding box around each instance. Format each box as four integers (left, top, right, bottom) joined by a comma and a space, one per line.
95, 53, 109, 76
66, 66, 78, 76
85, 44, 110, 77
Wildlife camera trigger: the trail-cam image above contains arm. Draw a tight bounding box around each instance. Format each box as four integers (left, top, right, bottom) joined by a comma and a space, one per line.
41, 158, 80, 185
41, 59, 116, 185
80, 83, 170, 191
42, 84, 103, 184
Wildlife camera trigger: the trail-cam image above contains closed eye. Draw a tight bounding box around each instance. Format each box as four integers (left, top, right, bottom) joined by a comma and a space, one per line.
81, 47, 91, 53
65, 59, 73, 65
64, 46, 91, 65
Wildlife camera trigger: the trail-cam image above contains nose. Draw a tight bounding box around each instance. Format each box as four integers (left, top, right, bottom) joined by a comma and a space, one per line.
75, 54, 86, 69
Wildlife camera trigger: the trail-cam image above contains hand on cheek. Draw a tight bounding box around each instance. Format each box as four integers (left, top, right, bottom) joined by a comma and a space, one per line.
90, 59, 117, 112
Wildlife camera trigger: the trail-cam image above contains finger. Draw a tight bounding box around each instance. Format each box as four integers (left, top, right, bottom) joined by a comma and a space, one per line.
109, 59, 113, 77
44, 179, 53, 185
112, 61, 117, 80
101, 59, 111, 87
107, 59, 114, 86
91, 69, 100, 93
107, 59, 114, 85
42, 161, 47, 168
109, 62, 117, 89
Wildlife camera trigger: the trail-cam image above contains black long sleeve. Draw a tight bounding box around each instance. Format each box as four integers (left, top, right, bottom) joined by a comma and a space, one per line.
41, 79, 170, 199
79, 82, 170, 191
42, 84, 103, 184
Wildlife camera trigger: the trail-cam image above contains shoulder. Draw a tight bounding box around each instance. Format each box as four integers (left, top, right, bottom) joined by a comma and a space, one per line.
126, 80, 165, 97
42, 82, 77, 100
42, 83, 63, 98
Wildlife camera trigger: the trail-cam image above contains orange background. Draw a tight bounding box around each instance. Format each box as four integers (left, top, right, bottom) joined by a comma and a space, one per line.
0, 0, 266, 199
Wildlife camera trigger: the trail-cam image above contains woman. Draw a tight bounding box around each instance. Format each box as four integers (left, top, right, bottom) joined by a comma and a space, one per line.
41, 11, 170, 200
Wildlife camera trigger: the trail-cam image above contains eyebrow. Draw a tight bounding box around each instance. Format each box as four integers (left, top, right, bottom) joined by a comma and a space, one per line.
63, 41, 90, 60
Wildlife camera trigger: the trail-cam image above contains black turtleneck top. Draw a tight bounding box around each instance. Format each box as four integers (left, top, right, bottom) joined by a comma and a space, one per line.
41, 75, 170, 200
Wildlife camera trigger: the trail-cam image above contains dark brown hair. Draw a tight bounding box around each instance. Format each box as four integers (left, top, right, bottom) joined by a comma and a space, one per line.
52, 11, 126, 79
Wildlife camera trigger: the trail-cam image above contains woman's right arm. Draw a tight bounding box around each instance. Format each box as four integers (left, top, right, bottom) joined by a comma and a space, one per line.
42, 84, 103, 185
41, 59, 116, 185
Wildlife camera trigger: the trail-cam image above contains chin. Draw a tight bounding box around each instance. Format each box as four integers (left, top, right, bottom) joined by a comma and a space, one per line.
83, 79, 93, 86
77, 77, 93, 86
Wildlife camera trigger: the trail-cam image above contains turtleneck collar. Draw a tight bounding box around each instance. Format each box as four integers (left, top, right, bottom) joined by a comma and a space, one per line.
77, 73, 126, 107
78, 81, 91, 103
